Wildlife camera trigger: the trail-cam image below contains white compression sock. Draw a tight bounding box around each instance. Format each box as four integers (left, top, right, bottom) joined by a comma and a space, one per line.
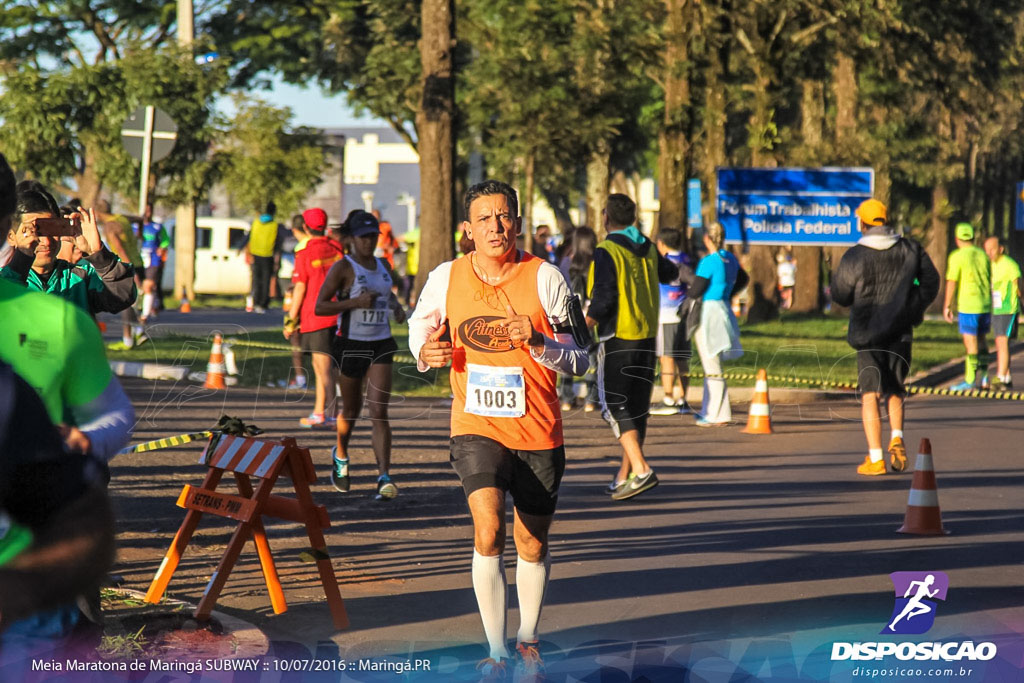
472, 550, 510, 660
515, 553, 551, 644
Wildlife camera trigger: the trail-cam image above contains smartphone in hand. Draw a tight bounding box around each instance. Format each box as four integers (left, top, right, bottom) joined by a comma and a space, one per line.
34, 217, 82, 237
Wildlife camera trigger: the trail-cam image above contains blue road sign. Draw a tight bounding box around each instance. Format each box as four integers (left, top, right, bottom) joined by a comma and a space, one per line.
1016, 182, 1024, 231
687, 179, 703, 229
717, 167, 873, 246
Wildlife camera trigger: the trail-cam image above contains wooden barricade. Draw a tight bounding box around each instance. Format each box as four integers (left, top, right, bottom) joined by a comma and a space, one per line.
145, 434, 349, 629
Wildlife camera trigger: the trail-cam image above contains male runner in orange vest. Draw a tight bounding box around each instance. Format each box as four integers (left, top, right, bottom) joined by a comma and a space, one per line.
409, 180, 588, 680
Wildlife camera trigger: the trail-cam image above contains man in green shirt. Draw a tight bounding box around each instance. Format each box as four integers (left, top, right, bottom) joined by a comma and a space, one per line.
984, 236, 1022, 389
943, 222, 992, 390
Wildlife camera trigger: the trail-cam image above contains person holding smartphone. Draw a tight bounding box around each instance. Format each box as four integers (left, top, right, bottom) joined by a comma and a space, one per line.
1, 182, 137, 317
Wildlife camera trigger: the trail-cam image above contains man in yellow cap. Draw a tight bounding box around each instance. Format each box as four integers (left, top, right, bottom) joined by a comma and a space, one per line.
832, 199, 939, 476
944, 222, 991, 390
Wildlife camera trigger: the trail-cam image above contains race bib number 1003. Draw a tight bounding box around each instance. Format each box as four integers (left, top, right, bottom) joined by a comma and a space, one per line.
465, 364, 526, 418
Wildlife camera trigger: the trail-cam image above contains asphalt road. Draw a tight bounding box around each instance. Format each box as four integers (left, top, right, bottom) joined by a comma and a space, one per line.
107, 362, 1024, 681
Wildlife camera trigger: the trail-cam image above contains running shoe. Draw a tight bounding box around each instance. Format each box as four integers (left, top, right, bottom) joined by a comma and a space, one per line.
695, 416, 730, 427
475, 658, 509, 682
375, 474, 398, 500
605, 472, 635, 495
649, 399, 680, 416
287, 374, 308, 390
611, 469, 659, 501
676, 399, 693, 415
561, 401, 574, 412
949, 381, 975, 392
331, 446, 350, 493
856, 456, 886, 476
888, 436, 907, 473
299, 413, 334, 428
584, 402, 597, 413
515, 642, 545, 682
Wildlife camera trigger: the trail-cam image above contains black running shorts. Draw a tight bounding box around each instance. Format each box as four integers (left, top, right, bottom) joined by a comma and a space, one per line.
331, 336, 398, 379
449, 434, 565, 516
857, 340, 911, 397
299, 326, 335, 355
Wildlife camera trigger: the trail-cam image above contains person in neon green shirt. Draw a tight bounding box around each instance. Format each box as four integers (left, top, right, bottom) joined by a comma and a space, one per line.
943, 222, 992, 390
984, 235, 1022, 388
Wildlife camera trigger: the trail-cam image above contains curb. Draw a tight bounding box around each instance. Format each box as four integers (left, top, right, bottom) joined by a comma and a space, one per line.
109, 361, 189, 381
115, 589, 269, 659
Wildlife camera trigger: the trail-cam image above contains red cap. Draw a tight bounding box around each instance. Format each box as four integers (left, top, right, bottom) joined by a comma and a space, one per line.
302, 208, 328, 233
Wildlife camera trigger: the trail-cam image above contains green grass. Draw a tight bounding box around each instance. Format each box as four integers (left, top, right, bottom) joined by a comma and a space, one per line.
106, 315, 967, 393
107, 327, 452, 397
714, 314, 963, 386
97, 625, 148, 660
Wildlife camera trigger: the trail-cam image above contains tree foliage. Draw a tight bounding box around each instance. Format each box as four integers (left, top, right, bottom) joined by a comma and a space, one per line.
214, 94, 326, 218
0, 45, 227, 206
204, 0, 421, 149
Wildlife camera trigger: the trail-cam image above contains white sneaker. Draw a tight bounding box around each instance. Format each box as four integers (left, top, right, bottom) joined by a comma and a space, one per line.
650, 399, 680, 416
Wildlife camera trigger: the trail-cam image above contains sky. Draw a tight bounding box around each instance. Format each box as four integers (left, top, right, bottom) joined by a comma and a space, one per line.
218, 74, 386, 130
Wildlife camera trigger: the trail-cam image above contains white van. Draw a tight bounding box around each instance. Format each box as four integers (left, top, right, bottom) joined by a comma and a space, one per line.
161, 217, 253, 295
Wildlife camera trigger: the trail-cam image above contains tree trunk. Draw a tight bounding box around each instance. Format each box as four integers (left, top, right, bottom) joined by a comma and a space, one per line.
833, 52, 856, 147
926, 183, 950, 314
744, 67, 779, 321
541, 188, 575, 233
522, 153, 535, 253
657, 0, 689, 231
586, 141, 611, 235
791, 246, 821, 313
415, 0, 456, 290
745, 247, 779, 322
800, 79, 824, 151
73, 145, 103, 207
702, 44, 726, 226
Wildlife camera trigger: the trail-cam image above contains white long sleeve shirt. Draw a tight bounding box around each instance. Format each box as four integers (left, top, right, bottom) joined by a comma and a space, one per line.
408, 256, 589, 376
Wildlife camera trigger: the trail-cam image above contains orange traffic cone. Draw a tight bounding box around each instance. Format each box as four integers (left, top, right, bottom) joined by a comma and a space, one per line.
742, 368, 773, 434
179, 287, 191, 313
897, 438, 948, 535
204, 333, 227, 390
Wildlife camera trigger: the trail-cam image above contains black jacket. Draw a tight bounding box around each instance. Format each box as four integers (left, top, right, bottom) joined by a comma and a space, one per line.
831, 233, 939, 348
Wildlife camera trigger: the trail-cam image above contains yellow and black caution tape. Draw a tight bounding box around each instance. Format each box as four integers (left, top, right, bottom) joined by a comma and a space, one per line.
119, 431, 213, 455
684, 370, 1024, 401
224, 337, 417, 363
904, 384, 1024, 401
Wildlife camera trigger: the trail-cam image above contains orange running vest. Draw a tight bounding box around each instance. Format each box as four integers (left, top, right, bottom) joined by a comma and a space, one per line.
446, 253, 562, 450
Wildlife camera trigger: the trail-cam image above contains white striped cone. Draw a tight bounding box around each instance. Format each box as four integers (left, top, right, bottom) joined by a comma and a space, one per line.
743, 369, 773, 434
897, 438, 948, 535
204, 334, 227, 390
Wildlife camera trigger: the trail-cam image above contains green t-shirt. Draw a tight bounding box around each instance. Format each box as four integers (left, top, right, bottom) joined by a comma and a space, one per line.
991, 254, 1022, 315
0, 278, 112, 422
0, 258, 106, 314
946, 246, 991, 314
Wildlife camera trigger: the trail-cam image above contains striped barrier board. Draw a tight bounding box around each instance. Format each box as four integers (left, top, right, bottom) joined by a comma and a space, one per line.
145, 434, 348, 629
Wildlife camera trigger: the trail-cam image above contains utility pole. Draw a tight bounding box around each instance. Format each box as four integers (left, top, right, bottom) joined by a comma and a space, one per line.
174, 0, 197, 305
